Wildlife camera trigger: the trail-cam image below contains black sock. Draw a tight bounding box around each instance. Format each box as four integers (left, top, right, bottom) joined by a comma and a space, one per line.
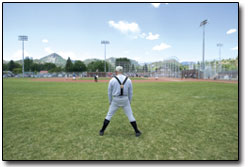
100, 119, 110, 132
130, 121, 140, 133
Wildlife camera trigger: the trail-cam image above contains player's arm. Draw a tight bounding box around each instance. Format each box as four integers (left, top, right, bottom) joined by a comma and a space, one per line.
128, 79, 133, 103
108, 79, 113, 105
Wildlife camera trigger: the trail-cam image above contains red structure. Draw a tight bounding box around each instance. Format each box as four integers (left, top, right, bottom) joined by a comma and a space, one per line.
40, 71, 48, 74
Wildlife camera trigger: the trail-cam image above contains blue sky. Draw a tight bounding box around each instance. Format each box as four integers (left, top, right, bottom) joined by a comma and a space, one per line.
3, 3, 238, 63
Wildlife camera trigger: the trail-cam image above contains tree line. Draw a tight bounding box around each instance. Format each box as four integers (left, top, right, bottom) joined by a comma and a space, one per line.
3, 57, 134, 74
4, 56, 238, 74
3, 57, 112, 74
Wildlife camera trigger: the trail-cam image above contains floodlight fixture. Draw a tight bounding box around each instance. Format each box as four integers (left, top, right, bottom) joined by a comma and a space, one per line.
200, 19, 208, 27
18, 35, 28, 41
101, 40, 110, 45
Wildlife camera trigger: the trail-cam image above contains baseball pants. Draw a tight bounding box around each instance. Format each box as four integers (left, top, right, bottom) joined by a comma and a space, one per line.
105, 96, 136, 122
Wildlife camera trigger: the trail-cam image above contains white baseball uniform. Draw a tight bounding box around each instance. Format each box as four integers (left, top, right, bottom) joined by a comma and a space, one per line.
105, 74, 136, 122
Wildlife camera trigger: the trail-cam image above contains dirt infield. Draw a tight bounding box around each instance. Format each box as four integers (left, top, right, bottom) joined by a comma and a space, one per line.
32, 77, 238, 84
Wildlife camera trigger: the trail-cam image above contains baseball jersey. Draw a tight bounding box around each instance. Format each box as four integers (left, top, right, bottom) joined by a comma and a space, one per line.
108, 74, 133, 104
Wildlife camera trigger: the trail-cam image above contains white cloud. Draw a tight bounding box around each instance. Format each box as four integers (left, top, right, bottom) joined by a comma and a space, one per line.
44, 47, 54, 54
139, 33, 146, 38
108, 20, 160, 41
151, 3, 161, 8
135, 32, 159, 40
108, 20, 140, 34
231, 46, 238, 51
226, 29, 237, 35
151, 3, 168, 8
146, 32, 160, 40
12, 50, 31, 60
42, 39, 48, 43
152, 43, 171, 51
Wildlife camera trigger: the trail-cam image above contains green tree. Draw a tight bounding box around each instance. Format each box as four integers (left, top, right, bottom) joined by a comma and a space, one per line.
24, 57, 33, 72
43, 63, 56, 71
65, 57, 73, 72
8, 60, 15, 71
3, 64, 8, 71
73, 60, 87, 72
87, 61, 97, 72
8, 60, 21, 71
87, 60, 109, 72
31, 63, 43, 72
13, 68, 22, 74
49, 66, 64, 73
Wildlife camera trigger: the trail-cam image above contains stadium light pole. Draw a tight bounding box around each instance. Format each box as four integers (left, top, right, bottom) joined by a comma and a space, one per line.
101, 40, 110, 76
200, 19, 208, 79
217, 43, 223, 73
18, 35, 28, 78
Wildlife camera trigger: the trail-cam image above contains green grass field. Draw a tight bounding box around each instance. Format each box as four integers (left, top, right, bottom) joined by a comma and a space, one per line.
3, 78, 238, 160
78, 77, 147, 80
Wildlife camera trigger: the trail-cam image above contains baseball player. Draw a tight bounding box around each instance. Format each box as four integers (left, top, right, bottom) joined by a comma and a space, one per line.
94, 74, 98, 82
99, 66, 141, 137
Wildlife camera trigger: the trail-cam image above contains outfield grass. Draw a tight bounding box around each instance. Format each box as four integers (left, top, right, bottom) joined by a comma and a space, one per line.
78, 77, 147, 80
3, 78, 238, 160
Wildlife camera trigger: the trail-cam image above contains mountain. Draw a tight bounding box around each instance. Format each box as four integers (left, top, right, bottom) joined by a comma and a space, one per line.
4, 54, 140, 67
40, 53, 66, 67
8, 53, 66, 67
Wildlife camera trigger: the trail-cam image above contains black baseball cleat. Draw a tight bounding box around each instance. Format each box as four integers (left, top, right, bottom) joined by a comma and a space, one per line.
99, 130, 104, 136
136, 131, 142, 137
